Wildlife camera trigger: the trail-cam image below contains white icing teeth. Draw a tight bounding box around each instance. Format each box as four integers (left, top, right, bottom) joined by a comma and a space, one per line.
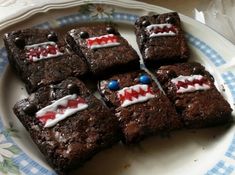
171, 75, 211, 94
146, 24, 177, 38
86, 34, 120, 49
36, 94, 88, 128
117, 84, 155, 107
25, 41, 63, 62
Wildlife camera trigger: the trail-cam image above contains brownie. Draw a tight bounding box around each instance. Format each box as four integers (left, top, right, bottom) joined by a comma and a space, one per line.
98, 70, 182, 144
13, 77, 120, 174
134, 12, 190, 67
156, 62, 232, 128
66, 24, 140, 78
3, 28, 89, 93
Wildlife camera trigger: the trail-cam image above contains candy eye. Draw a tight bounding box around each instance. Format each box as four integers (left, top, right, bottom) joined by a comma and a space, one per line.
166, 17, 176, 24
108, 80, 119, 90
67, 83, 80, 94
142, 20, 150, 27
23, 103, 37, 115
192, 67, 204, 75
47, 32, 58, 42
106, 27, 116, 34
14, 37, 25, 48
80, 31, 89, 39
139, 75, 151, 84
166, 70, 176, 78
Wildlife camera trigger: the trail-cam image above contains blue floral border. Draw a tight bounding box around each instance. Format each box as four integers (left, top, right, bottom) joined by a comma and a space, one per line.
0, 8, 234, 175
0, 116, 56, 175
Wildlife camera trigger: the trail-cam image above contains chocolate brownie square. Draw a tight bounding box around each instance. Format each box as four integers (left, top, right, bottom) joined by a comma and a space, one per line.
156, 62, 232, 128
66, 24, 140, 78
3, 28, 89, 93
13, 77, 120, 174
98, 70, 182, 144
135, 12, 190, 67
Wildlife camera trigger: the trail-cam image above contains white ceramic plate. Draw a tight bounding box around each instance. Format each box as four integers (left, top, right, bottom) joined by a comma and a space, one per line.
0, 1, 235, 175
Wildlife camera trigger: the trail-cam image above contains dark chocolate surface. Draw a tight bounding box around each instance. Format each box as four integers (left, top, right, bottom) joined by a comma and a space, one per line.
66, 24, 140, 78
98, 70, 182, 143
156, 62, 232, 128
3, 28, 89, 93
135, 12, 190, 67
13, 77, 120, 174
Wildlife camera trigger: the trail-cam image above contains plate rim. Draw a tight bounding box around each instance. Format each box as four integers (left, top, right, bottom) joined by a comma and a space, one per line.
0, 1, 235, 175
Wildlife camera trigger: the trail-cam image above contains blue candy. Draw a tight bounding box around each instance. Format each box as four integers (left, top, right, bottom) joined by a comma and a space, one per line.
139, 75, 151, 84
108, 80, 119, 90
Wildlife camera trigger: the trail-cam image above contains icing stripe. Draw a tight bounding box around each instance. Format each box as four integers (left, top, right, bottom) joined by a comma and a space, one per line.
86, 34, 120, 49
171, 75, 211, 93
117, 84, 155, 107
36, 94, 88, 127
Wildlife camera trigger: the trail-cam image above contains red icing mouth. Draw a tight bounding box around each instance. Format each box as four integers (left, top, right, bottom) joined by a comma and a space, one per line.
175, 78, 209, 89
38, 111, 56, 124
38, 97, 86, 124
171, 75, 211, 93
146, 24, 177, 37
152, 26, 176, 34
118, 84, 155, 104
86, 34, 119, 49
25, 42, 63, 62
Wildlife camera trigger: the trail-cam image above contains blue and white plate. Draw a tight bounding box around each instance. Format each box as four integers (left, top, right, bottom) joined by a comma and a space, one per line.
0, 1, 235, 175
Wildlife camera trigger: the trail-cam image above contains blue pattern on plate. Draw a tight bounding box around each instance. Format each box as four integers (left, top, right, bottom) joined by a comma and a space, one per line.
0, 48, 8, 74
222, 72, 235, 102
33, 22, 51, 29
57, 12, 138, 26
206, 160, 234, 175
13, 153, 56, 175
112, 12, 138, 22
0, 9, 234, 175
57, 14, 91, 26
0, 116, 56, 175
185, 33, 226, 67
225, 134, 235, 160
